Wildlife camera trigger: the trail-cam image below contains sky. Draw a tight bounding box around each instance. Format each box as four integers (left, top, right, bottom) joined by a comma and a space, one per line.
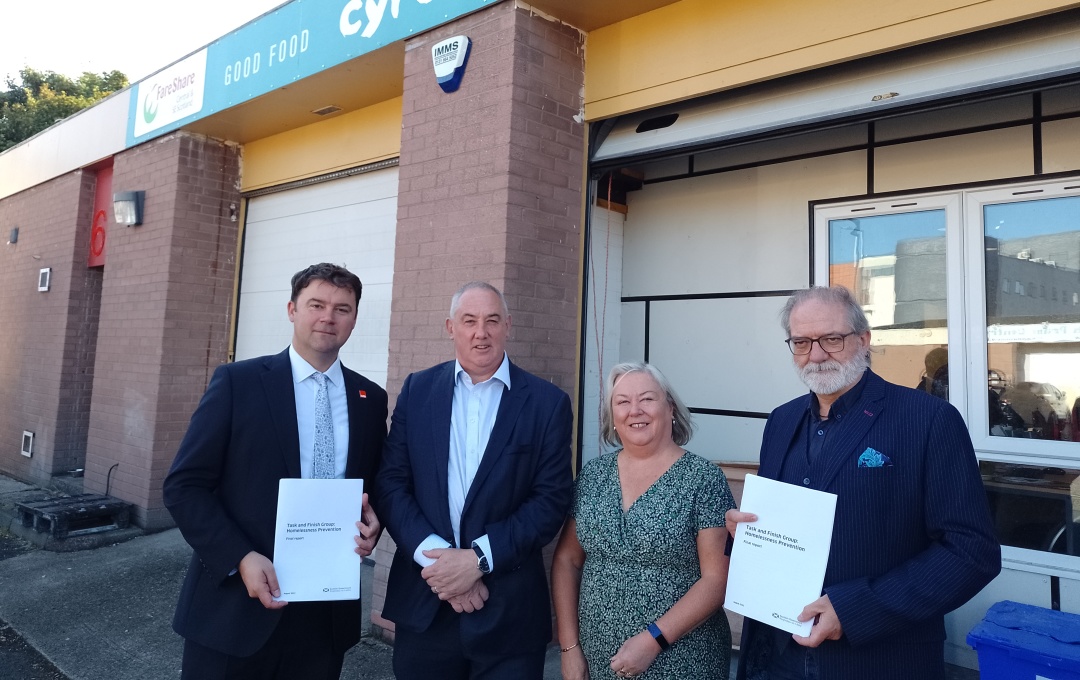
1, 0, 288, 85
829, 196, 1080, 263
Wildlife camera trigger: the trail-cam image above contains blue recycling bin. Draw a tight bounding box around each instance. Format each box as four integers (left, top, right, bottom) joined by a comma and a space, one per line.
967, 600, 1080, 680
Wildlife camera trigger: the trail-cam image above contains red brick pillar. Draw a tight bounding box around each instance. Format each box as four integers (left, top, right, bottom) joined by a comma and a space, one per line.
372, 1, 585, 639
83, 133, 241, 529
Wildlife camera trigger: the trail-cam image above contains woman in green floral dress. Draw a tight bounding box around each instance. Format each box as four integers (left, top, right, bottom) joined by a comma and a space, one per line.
553, 362, 736, 679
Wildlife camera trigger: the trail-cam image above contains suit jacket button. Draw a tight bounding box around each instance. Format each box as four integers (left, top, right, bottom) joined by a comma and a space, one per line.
803, 478, 811, 486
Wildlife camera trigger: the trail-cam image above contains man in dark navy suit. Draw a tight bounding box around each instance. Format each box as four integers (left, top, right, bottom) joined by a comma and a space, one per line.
164, 263, 388, 680
729, 285, 1000, 680
377, 281, 574, 679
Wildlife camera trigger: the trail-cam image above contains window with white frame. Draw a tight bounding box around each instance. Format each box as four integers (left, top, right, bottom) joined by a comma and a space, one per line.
816, 177, 1080, 560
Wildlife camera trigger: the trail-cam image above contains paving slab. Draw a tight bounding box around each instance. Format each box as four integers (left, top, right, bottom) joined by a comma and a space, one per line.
0, 529, 188, 680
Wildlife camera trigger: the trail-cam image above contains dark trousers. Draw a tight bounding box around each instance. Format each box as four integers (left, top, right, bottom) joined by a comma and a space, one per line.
392, 602, 546, 680
181, 602, 346, 680
743, 626, 820, 680
767, 642, 820, 680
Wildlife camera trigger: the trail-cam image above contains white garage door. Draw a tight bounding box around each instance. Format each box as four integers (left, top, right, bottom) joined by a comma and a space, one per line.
234, 166, 397, 387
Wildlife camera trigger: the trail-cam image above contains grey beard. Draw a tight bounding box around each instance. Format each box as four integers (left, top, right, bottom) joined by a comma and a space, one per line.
798, 352, 869, 396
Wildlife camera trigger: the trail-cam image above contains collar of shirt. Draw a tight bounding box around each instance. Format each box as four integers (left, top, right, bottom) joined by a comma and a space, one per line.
809, 368, 870, 423
288, 345, 348, 479
446, 352, 510, 552
453, 352, 512, 391
288, 345, 344, 386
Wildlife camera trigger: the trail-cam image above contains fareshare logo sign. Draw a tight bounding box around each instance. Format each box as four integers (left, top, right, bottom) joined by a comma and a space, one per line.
132, 49, 208, 138
126, 0, 492, 147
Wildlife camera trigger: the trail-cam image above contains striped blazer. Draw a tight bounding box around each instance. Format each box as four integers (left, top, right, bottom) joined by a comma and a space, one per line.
738, 370, 1001, 680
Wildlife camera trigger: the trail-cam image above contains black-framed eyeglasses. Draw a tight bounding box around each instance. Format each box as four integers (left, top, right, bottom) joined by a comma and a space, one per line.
785, 332, 858, 355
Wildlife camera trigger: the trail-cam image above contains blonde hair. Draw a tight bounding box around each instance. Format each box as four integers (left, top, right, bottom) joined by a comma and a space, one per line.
600, 362, 694, 447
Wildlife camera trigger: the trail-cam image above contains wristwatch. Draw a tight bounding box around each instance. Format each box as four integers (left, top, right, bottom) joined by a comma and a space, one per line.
472, 544, 491, 574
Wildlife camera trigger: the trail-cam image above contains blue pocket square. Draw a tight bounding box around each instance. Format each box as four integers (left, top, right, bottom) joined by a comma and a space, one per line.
858, 447, 892, 468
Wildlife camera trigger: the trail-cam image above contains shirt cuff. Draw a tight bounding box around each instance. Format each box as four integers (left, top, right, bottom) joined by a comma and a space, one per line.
472, 534, 494, 573
413, 534, 452, 567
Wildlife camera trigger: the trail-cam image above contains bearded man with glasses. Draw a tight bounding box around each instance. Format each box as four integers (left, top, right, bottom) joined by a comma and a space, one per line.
726, 285, 1000, 680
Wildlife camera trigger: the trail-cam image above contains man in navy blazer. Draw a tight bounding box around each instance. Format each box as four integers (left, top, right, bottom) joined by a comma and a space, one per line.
377, 281, 574, 679
730, 286, 1000, 680
164, 263, 388, 679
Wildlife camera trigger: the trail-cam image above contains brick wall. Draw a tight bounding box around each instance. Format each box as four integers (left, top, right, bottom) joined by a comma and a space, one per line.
83, 133, 241, 529
374, 1, 586, 639
0, 171, 98, 484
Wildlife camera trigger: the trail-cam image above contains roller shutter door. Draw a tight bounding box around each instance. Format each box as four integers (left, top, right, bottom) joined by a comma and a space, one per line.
234, 167, 397, 387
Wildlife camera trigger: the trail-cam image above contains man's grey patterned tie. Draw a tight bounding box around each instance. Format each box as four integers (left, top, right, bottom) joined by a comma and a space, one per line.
312, 372, 335, 479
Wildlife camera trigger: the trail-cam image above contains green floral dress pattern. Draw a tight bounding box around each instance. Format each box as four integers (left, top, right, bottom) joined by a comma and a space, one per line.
573, 451, 736, 679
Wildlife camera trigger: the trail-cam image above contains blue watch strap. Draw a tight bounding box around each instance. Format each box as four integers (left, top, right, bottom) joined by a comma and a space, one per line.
647, 622, 670, 650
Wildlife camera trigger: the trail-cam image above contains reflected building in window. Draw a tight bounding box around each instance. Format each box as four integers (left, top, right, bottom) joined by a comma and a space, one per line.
824, 187, 1080, 565
832, 219, 1080, 442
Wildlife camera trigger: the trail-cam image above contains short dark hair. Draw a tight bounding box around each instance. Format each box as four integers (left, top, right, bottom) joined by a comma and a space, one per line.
290, 263, 363, 307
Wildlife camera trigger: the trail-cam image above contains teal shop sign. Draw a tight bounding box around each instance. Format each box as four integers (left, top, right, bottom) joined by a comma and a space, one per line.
126, 0, 492, 146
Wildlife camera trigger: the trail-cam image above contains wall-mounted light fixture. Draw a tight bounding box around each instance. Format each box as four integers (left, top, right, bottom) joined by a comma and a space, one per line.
38, 267, 51, 292
113, 190, 145, 227
21, 431, 34, 458
8, 227, 17, 244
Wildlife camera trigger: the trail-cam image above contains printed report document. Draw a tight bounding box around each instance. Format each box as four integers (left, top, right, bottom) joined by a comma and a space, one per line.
724, 474, 837, 636
273, 478, 364, 602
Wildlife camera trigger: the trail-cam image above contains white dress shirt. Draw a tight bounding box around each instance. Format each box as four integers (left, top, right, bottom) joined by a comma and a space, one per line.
412, 353, 511, 571
289, 346, 349, 479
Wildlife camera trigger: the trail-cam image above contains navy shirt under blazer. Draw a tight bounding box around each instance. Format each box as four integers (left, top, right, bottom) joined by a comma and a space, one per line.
738, 370, 1000, 680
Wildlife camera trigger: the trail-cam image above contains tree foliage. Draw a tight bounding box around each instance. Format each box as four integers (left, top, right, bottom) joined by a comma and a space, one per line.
0, 68, 128, 152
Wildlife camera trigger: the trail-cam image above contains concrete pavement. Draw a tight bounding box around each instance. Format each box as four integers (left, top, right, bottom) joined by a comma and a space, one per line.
0, 473, 977, 679
0, 520, 571, 680
0, 522, 574, 677
0, 474, 555, 680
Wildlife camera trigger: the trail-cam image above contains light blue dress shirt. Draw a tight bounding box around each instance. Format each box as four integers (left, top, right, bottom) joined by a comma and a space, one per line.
412, 353, 511, 571
289, 346, 349, 479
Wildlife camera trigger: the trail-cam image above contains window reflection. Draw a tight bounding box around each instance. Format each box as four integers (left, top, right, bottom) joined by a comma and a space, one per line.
823, 188, 1080, 561
829, 210, 948, 389
981, 460, 1080, 556
914, 346, 950, 398
984, 195, 1080, 442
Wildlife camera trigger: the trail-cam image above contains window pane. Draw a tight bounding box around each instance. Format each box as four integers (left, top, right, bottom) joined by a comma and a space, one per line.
829, 210, 948, 391
981, 460, 1080, 556
984, 195, 1080, 442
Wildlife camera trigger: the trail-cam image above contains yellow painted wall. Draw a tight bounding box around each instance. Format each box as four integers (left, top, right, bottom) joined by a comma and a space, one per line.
585, 0, 1080, 120
242, 97, 402, 191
